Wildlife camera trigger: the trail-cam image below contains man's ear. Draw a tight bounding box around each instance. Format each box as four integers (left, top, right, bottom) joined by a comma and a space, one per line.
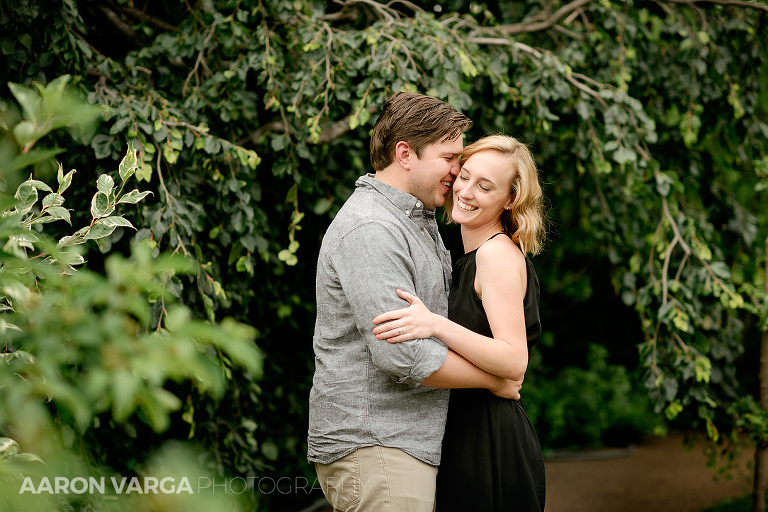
394, 141, 412, 170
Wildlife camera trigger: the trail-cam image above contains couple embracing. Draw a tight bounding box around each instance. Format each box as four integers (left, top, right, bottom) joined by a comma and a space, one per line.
308, 92, 547, 512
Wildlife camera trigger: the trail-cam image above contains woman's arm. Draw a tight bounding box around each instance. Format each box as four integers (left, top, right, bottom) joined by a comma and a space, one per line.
372, 240, 529, 381
421, 349, 523, 400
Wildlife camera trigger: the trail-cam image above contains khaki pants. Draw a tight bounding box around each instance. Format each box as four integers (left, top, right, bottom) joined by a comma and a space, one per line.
315, 446, 437, 512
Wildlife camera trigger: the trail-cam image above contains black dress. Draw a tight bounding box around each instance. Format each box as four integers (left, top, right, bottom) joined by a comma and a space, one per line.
435, 235, 546, 512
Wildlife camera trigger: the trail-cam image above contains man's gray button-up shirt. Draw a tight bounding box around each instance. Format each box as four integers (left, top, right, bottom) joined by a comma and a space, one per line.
308, 174, 453, 466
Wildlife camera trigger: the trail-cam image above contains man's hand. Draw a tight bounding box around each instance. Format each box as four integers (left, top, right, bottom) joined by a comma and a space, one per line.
489, 376, 524, 400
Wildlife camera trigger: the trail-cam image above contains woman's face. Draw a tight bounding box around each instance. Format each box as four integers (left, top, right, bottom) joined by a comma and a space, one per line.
451, 149, 515, 228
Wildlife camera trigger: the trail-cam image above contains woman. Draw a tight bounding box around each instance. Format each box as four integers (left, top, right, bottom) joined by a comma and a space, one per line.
372, 134, 547, 511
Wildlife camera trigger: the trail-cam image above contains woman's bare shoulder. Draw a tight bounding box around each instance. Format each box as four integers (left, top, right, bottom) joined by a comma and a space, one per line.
475, 234, 525, 270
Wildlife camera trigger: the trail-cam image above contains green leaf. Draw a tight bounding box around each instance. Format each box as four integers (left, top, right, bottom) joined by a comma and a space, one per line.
0, 319, 22, 334
46, 206, 72, 224
459, 51, 479, 77
247, 149, 261, 169
6, 452, 45, 464
203, 136, 221, 154
56, 249, 85, 267
261, 440, 279, 461
83, 222, 118, 241
705, 415, 719, 442
141, 388, 182, 432
692, 238, 712, 261
348, 114, 359, 130
13, 120, 40, 148
57, 164, 75, 194
112, 371, 140, 422
8, 82, 40, 121
92, 134, 114, 159
97, 174, 115, 195
109, 115, 133, 135
163, 143, 178, 164
655, 172, 673, 197
313, 197, 333, 215
672, 310, 689, 332
709, 262, 731, 279
90, 191, 114, 218
58, 234, 87, 247
6, 148, 65, 174
665, 399, 683, 420
14, 182, 38, 215
613, 147, 636, 164
42, 192, 64, 209
236, 255, 254, 275
119, 145, 138, 182
136, 163, 152, 182
358, 106, 371, 126
0, 437, 20, 460
694, 356, 712, 383
98, 215, 136, 230
270, 134, 289, 151
118, 189, 153, 204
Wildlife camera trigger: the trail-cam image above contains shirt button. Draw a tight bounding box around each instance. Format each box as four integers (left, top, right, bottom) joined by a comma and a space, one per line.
405, 209, 410, 215
415, 201, 422, 208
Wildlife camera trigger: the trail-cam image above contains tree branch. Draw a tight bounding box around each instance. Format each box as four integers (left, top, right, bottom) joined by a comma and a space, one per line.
661, 195, 742, 304
470, 39, 611, 108
494, 0, 593, 35
183, 23, 216, 95
119, 5, 179, 32
387, 0, 425, 14
333, 0, 400, 21
479, 0, 766, 38
566, 75, 608, 108
661, 197, 692, 306
660, 0, 768, 12
95, 5, 143, 48
320, 4, 358, 23
245, 106, 379, 146
315, 110, 374, 145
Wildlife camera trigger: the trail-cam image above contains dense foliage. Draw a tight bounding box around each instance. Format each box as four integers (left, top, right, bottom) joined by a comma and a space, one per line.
1, 0, 767, 509
0, 75, 264, 510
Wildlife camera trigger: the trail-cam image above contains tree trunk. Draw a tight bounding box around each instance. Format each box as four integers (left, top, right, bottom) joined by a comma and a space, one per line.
754, 236, 768, 512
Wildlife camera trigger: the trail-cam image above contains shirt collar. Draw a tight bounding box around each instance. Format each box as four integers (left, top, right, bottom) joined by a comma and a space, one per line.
356, 174, 431, 220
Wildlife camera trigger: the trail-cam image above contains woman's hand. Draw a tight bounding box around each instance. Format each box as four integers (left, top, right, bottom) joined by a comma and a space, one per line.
372, 289, 440, 343
489, 376, 523, 401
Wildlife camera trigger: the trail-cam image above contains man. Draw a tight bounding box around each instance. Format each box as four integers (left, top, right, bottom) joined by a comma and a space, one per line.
308, 92, 518, 511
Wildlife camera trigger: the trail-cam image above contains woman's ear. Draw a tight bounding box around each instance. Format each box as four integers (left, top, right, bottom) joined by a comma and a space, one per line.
394, 141, 412, 170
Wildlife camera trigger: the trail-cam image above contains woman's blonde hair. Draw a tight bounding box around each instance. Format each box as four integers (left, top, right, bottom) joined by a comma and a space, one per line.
445, 134, 546, 256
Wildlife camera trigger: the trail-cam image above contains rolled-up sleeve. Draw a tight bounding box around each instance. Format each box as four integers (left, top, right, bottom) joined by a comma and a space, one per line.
331, 222, 448, 387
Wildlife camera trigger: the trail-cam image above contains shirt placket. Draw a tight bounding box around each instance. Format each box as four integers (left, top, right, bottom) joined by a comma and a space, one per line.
409, 202, 438, 255
418, 208, 452, 294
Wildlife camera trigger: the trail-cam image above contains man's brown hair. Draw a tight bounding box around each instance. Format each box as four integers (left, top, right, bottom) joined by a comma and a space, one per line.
369, 92, 473, 171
